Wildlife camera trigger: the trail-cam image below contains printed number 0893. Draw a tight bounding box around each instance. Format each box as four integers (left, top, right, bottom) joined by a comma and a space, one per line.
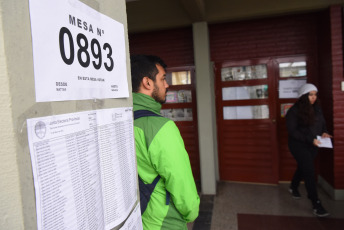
59, 27, 114, 71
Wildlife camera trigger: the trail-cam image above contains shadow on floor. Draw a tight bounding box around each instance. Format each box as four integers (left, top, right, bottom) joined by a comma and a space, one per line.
237, 213, 344, 230
189, 181, 344, 230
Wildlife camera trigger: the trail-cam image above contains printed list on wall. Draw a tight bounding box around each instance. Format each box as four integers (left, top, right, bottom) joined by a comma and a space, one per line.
27, 107, 142, 230
28, 0, 129, 102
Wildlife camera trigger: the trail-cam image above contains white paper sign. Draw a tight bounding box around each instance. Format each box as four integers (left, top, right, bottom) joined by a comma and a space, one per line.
27, 108, 138, 230
279, 79, 306, 98
29, 0, 129, 102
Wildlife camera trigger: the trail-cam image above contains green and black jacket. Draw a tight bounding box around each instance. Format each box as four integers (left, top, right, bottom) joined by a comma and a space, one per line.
133, 93, 200, 230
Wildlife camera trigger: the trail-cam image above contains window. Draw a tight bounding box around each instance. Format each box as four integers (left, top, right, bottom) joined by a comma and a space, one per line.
222, 85, 268, 100
220, 62, 269, 120
223, 105, 269, 120
221, 64, 267, 81
279, 61, 306, 78
166, 71, 191, 85
161, 108, 193, 121
166, 90, 192, 103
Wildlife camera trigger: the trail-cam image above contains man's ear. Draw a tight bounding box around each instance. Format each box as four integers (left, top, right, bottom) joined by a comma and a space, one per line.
141, 77, 153, 90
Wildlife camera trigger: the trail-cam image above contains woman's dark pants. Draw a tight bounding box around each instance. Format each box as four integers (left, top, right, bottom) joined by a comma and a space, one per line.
288, 139, 318, 205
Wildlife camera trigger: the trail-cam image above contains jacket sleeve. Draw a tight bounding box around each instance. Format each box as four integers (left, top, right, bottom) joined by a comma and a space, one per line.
149, 121, 200, 222
285, 106, 314, 144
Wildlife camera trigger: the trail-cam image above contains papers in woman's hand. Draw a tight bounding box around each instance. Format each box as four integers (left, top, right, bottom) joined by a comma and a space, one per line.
317, 136, 333, 148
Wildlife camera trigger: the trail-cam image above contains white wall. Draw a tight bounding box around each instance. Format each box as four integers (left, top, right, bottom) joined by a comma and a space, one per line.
0, 0, 131, 229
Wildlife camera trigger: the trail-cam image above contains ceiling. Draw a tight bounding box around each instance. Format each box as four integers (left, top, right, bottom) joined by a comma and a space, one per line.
126, 0, 344, 33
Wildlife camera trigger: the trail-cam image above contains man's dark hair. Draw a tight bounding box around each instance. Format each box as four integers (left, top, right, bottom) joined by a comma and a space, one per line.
130, 55, 167, 92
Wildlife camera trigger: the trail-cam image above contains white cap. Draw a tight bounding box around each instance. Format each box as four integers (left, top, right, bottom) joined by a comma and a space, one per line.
298, 83, 318, 97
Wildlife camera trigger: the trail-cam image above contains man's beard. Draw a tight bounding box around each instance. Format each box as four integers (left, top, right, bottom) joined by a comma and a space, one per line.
152, 84, 167, 104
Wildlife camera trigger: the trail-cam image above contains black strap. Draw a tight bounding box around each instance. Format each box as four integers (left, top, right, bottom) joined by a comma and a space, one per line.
134, 110, 161, 120
138, 175, 161, 214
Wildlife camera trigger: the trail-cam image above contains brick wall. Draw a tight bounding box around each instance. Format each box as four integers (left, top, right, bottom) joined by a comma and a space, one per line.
317, 9, 335, 186
316, 6, 344, 190
129, 27, 194, 67
329, 6, 344, 189
209, 13, 318, 62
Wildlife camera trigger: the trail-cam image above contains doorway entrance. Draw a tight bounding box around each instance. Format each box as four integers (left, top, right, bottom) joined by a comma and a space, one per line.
215, 56, 308, 183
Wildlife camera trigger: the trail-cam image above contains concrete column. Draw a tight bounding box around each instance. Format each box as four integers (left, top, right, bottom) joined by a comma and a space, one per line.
193, 22, 217, 195
0, 0, 130, 229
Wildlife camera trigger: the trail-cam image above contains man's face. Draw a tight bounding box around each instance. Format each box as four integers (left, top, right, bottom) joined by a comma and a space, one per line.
152, 64, 169, 104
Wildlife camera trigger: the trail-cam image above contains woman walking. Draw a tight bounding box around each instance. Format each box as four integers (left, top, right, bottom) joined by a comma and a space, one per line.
286, 83, 332, 217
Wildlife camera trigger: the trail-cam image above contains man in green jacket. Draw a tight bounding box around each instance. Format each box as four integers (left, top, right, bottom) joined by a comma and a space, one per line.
130, 55, 200, 230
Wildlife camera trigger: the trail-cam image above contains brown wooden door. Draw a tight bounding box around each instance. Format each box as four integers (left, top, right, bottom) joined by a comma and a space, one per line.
215, 56, 310, 184
215, 58, 279, 184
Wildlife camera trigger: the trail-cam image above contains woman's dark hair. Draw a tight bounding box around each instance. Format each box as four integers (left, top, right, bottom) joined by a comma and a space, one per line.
130, 55, 167, 92
295, 93, 319, 126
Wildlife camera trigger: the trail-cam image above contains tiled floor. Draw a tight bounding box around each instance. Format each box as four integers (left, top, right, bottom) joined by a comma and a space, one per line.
189, 181, 344, 230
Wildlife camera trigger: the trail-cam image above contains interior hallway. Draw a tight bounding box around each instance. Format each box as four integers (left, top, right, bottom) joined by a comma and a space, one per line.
189, 182, 344, 230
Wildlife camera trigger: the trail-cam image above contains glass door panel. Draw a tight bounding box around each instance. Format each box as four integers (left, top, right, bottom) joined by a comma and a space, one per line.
223, 105, 269, 120
166, 90, 192, 103
279, 61, 306, 78
161, 108, 193, 121
166, 71, 191, 85
222, 85, 268, 100
221, 64, 267, 81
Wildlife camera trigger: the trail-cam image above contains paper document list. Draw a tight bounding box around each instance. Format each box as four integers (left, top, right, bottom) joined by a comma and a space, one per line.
316, 136, 333, 148
120, 204, 143, 230
27, 107, 139, 230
